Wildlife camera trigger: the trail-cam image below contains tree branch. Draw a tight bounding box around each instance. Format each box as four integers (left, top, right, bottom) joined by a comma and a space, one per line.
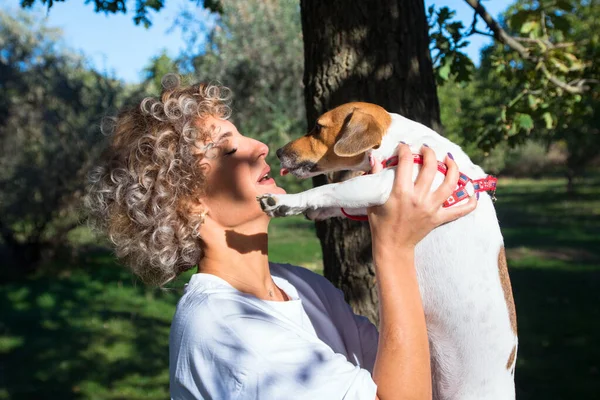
463, 0, 530, 58
469, 28, 495, 38
463, 0, 592, 94
541, 65, 594, 94
466, 12, 494, 38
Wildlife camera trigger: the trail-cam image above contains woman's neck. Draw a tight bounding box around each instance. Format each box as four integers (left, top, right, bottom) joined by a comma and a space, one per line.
198, 219, 288, 301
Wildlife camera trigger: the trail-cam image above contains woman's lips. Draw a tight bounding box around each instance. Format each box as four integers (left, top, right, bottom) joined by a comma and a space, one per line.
257, 177, 276, 185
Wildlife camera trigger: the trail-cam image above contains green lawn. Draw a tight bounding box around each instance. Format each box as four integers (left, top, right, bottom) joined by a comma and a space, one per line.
268, 216, 323, 274
1, 177, 598, 399
495, 177, 600, 399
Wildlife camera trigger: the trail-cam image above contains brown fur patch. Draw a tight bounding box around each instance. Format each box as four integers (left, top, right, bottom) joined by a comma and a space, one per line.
506, 344, 517, 370
498, 246, 517, 335
280, 102, 392, 172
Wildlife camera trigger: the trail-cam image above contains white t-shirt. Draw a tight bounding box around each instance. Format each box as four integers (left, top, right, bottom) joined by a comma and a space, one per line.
169, 263, 379, 399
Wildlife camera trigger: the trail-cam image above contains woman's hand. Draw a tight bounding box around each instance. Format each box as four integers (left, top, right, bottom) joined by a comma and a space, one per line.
367, 143, 477, 251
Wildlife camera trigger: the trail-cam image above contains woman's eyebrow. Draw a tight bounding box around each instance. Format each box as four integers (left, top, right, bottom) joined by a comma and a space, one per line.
215, 131, 233, 143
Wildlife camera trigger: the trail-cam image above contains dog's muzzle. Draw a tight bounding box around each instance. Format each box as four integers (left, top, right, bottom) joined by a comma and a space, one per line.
276, 147, 317, 178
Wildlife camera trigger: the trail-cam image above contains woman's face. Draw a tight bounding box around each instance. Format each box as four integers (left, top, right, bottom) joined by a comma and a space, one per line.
197, 116, 286, 228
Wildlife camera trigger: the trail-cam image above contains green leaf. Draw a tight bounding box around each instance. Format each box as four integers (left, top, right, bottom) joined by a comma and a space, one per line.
520, 21, 539, 35
527, 94, 538, 109
438, 60, 452, 81
542, 112, 554, 129
516, 114, 534, 131
551, 58, 570, 73
508, 10, 532, 31
437, 7, 454, 24
500, 107, 507, 123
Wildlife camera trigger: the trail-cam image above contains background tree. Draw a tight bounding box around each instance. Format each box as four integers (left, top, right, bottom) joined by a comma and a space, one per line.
142, 50, 182, 95
0, 11, 125, 276
439, 0, 599, 192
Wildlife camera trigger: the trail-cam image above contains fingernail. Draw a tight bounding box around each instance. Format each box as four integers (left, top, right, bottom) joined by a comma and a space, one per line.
400, 141, 406, 145
423, 143, 429, 148
476, 192, 480, 200
369, 155, 375, 167
447, 152, 454, 160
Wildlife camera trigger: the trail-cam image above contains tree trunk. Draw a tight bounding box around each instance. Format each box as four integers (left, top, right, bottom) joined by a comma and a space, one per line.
300, 0, 441, 325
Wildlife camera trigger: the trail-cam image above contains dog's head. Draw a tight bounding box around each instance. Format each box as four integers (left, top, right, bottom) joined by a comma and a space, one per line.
276, 102, 392, 178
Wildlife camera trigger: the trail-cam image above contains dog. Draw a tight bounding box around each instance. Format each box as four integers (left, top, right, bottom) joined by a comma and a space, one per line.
257, 102, 518, 400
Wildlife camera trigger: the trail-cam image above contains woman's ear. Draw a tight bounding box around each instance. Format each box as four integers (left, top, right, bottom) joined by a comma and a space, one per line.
181, 197, 210, 226
333, 109, 384, 157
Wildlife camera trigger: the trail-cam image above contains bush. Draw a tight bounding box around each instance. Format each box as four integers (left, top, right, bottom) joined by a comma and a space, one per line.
475, 140, 567, 178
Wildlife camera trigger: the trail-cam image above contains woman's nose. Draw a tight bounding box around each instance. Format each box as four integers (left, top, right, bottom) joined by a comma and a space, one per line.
253, 139, 269, 158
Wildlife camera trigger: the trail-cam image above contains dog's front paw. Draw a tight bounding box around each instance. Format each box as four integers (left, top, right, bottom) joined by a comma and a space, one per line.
257, 194, 305, 217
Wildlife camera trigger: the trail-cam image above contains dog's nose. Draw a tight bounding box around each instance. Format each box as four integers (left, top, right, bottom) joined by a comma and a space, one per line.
276, 147, 284, 160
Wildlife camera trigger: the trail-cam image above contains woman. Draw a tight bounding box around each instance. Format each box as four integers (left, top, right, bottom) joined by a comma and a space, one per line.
86, 76, 476, 400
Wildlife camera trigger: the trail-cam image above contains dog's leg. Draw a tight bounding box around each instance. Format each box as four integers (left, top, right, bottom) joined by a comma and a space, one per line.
257, 168, 395, 217
304, 207, 345, 220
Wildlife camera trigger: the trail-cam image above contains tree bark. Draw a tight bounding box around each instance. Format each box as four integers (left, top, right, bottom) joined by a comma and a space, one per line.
300, 0, 441, 325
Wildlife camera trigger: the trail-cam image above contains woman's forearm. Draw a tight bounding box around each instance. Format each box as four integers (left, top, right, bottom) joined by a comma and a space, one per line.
372, 243, 432, 400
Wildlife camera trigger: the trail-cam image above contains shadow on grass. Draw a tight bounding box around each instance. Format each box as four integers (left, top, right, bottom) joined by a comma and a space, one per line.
496, 176, 600, 398
512, 267, 600, 399
0, 249, 186, 400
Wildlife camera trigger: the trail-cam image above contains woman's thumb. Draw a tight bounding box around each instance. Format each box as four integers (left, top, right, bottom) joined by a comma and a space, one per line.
369, 154, 383, 174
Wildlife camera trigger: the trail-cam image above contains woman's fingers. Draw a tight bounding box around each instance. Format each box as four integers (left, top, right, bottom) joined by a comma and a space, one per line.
393, 144, 414, 192
436, 193, 478, 225
369, 154, 383, 175
433, 154, 459, 204
414, 145, 438, 197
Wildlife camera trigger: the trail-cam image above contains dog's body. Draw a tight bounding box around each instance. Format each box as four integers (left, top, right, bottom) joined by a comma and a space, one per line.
258, 103, 518, 400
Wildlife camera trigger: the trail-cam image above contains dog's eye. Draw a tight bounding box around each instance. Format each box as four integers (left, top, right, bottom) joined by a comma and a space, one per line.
313, 124, 322, 134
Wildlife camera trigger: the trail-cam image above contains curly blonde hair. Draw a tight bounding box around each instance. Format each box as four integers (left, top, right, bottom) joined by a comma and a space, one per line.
85, 75, 232, 286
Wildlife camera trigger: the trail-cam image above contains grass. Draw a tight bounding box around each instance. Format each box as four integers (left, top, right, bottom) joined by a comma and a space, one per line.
494, 176, 600, 399
268, 216, 323, 274
0, 177, 598, 399
0, 217, 321, 400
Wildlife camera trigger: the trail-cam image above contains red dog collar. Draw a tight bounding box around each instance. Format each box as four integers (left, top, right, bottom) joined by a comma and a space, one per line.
341, 154, 497, 221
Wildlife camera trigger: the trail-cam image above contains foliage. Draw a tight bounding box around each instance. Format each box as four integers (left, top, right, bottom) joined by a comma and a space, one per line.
20, 0, 223, 27
0, 11, 125, 274
141, 49, 182, 95
428, 6, 475, 85
439, 0, 599, 188
178, 0, 310, 192
473, 0, 597, 149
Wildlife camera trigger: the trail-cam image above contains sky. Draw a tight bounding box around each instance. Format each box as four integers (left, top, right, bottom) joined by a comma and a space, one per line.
4, 0, 512, 83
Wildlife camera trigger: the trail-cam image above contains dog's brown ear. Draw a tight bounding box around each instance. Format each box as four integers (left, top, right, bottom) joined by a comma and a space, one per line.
333, 109, 383, 157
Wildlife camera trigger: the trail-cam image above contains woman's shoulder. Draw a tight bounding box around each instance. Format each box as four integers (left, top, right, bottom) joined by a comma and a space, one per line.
270, 262, 333, 288
270, 262, 344, 305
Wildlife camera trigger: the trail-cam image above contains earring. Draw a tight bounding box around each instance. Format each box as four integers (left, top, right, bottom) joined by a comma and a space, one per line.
198, 209, 208, 224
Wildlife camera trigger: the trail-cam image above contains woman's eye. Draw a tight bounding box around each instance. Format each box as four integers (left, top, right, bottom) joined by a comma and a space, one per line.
224, 148, 238, 156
